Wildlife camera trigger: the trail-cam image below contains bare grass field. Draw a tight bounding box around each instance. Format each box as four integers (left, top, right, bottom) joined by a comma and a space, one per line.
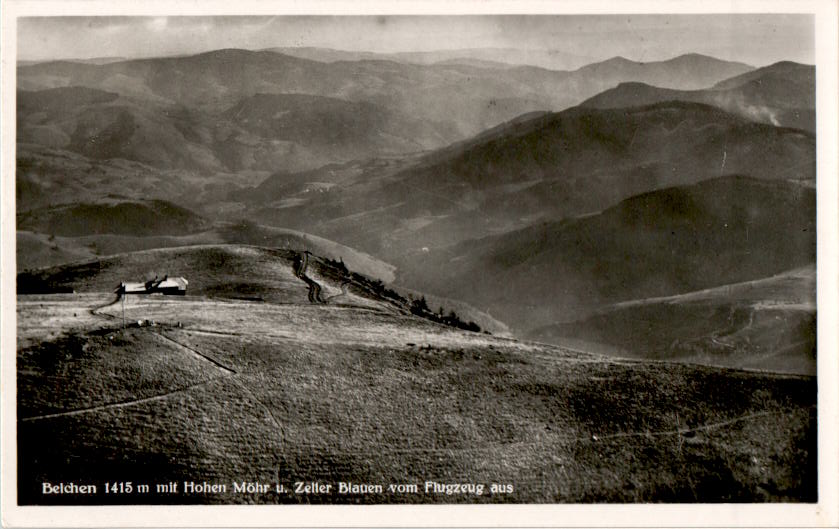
17, 288, 816, 504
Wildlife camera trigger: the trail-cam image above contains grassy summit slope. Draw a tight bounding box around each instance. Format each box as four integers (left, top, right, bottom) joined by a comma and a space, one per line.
16, 244, 506, 334
18, 289, 815, 504
17, 199, 210, 238
17, 220, 397, 283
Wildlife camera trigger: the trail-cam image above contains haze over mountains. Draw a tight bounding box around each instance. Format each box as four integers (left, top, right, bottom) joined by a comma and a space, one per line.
581, 61, 815, 132
399, 176, 815, 327
242, 101, 814, 260
16, 46, 817, 375
17, 50, 752, 173
265, 46, 599, 70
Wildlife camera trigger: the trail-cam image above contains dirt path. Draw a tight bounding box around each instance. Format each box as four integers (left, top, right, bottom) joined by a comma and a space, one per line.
19, 376, 229, 423
19, 328, 238, 423
154, 331, 237, 373
741, 339, 813, 367
588, 407, 800, 442
604, 266, 815, 311
157, 330, 285, 443
710, 336, 735, 349
252, 405, 815, 457
294, 251, 326, 304
90, 293, 121, 319
324, 281, 350, 302
21, 328, 284, 446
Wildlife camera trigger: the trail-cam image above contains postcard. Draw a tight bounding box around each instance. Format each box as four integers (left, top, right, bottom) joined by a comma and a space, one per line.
2, 0, 837, 527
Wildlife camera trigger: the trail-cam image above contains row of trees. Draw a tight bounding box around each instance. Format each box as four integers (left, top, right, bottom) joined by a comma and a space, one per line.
409, 296, 482, 333
323, 256, 483, 333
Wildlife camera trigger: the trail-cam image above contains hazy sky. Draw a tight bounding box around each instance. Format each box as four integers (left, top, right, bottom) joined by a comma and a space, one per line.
18, 15, 814, 68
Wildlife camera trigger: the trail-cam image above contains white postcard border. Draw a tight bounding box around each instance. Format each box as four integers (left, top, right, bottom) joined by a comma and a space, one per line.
2, 1, 837, 527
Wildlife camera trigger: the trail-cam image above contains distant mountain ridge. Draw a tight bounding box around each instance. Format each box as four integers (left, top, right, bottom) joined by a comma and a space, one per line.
264, 46, 598, 70
16, 86, 459, 173
18, 49, 754, 138
571, 53, 753, 92
529, 266, 816, 376
242, 100, 814, 263
580, 61, 815, 131
16, 198, 209, 238
15, 48, 761, 199
15, 46, 817, 378
222, 92, 452, 157
398, 176, 815, 332
223, 98, 815, 367
712, 61, 813, 90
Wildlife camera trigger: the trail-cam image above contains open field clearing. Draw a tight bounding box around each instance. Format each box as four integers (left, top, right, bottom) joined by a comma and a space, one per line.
17, 292, 816, 504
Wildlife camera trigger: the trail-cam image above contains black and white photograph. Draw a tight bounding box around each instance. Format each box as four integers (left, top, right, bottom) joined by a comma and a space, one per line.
1, 1, 838, 526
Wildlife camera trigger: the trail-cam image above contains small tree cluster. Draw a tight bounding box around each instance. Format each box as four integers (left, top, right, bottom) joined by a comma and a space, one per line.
324, 256, 349, 276
354, 273, 406, 303
337, 265, 482, 333
410, 296, 482, 333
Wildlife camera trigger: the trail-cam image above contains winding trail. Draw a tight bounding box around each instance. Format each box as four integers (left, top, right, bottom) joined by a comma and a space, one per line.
294, 250, 326, 304
324, 281, 350, 303
90, 293, 121, 319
